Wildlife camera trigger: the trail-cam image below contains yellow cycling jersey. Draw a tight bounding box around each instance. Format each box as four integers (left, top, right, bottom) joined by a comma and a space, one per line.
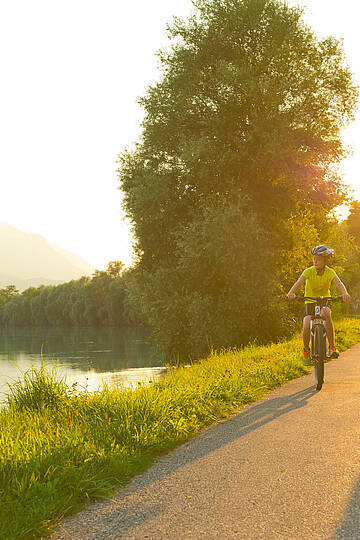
301, 265, 337, 303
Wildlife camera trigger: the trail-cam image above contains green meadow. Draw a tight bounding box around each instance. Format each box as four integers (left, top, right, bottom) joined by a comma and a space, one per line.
1, 318, 360, 539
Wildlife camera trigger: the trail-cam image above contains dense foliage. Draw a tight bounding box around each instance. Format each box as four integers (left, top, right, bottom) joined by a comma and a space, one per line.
0, 262, 145, 328
342, 203, 360, 309
118, 0, 358, 359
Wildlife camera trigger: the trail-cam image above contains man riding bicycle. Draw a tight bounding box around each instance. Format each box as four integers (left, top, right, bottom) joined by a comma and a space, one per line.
287, 245, 351, 366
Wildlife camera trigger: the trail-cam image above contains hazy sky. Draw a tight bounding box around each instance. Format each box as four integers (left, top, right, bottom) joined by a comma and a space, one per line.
1, 1, 360, 270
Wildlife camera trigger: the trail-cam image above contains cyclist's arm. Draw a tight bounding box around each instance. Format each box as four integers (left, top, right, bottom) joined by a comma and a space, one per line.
287, 275, 305, 300
333, 276, 351, 302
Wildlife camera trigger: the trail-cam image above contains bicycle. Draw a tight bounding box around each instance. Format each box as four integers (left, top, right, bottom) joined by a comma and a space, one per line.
296, 296, 343, 391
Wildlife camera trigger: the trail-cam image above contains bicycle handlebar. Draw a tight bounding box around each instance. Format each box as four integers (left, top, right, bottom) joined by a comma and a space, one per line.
294, 295, 343, 302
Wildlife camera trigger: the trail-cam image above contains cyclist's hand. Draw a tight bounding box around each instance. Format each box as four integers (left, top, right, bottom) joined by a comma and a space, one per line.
287, 292, 296, 300
342, 292, 351, 302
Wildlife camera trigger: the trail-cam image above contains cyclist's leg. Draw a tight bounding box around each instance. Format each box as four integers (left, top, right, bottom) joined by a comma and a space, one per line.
321, 306, 335, 348
302, 315, 311, 350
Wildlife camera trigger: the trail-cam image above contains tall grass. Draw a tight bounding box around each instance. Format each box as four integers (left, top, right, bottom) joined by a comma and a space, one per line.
0, 318, 359, 539
5, 365, 70, 411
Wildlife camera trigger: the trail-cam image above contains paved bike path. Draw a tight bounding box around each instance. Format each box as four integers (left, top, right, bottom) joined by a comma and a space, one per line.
52, 344, 360, 539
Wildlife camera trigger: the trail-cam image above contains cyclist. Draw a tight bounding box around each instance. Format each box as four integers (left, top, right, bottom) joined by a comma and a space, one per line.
287, 245, 350, 365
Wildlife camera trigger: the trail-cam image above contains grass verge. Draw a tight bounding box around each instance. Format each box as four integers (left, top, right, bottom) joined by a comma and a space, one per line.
1, 317, 360, 539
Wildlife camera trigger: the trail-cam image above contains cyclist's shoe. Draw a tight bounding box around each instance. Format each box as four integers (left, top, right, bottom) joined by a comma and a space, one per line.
302, 349, 311, 366
329, 346, 339, 359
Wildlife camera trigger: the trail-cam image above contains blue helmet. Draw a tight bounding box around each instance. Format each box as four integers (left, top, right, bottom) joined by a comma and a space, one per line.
311, 244, 333, 257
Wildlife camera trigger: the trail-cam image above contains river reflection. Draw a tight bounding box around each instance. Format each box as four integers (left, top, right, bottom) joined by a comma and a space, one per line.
0, 326, 166, 399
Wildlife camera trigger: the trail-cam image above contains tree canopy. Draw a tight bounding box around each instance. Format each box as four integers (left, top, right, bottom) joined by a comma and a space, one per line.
0, 263, 145, 328
118, 0, 358, 359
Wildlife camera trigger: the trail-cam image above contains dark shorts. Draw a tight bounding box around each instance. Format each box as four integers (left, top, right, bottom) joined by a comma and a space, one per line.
301, 302, 331, 320
303, 303, 316, 318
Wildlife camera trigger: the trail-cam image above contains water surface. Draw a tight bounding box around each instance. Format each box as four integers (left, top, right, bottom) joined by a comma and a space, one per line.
0, 326, 166, 401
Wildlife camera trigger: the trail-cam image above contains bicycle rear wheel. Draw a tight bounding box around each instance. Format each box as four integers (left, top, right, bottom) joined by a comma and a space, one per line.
313, 325, 326, 391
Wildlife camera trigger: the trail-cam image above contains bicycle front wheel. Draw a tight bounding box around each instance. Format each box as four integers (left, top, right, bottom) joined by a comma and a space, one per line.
313, 325, 326, 391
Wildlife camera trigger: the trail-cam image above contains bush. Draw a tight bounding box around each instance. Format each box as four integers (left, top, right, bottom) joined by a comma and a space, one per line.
137, 196, 294, 360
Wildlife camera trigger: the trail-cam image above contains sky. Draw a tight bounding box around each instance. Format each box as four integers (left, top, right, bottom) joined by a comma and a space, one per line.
1, 0, 360, 271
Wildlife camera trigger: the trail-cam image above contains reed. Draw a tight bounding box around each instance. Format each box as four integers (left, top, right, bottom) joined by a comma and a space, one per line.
0, 317, 359, 539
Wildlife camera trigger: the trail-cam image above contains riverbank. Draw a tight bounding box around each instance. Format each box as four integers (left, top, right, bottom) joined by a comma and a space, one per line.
1, 318, 360, 539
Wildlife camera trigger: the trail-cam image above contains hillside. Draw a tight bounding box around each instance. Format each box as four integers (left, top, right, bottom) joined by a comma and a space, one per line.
0, 223, 94, 290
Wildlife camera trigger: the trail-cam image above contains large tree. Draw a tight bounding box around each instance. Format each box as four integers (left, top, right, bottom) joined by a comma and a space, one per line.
118, 0, 358, 358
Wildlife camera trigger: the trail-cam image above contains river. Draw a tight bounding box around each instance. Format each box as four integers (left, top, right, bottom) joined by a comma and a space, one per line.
0, 326, 166, 403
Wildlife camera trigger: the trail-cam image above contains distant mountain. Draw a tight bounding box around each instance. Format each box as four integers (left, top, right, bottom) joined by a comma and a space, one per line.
0, 223, 94, 291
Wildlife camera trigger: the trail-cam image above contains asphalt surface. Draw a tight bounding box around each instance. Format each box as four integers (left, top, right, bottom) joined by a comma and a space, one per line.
52, 344, 360, 539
